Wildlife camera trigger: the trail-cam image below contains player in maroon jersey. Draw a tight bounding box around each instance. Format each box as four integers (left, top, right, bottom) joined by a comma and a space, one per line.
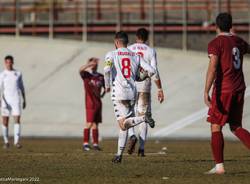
204, 13, 250, 174
79, 57, 105, 151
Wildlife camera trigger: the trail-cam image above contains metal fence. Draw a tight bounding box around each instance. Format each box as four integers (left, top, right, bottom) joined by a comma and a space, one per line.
0, 0, 249, 50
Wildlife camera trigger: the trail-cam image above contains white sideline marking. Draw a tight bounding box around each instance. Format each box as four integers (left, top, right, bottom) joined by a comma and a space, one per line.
153, 86, 250, 137
110, 152, 167, 156
153, 108, 208, 137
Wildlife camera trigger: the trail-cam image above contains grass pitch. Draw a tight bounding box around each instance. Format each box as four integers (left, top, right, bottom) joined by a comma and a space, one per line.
0, 138, 249, 184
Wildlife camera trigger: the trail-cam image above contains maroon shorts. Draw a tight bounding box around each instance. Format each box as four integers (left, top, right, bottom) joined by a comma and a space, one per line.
86, 106, 102, 123
207, 91, 245, 126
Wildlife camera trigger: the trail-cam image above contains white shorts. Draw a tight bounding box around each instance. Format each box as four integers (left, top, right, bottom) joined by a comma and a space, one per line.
1, 99, 21, 117
112, 100, 135, 121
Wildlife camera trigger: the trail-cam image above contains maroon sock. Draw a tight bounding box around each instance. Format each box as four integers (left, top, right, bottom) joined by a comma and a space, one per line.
83, 128, 90, 145
92, 129, 99, 145
211, 131, 224, 164
235, 128, 250, 149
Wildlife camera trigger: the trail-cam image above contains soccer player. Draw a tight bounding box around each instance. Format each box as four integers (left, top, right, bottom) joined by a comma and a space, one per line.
204, 13, 250, 174
79, 57, 105, 151
127, 28, 165, 156
0, 55, 26, 149
104, 31, 156, 163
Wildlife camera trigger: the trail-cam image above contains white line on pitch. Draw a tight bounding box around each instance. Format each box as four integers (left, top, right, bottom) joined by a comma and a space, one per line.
153, 86, 250, 137
109, 152, 167, 156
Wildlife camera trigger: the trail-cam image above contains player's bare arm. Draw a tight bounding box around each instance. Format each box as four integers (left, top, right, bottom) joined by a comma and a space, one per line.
104, 70, 111, 93
21, 90, 26, 109
100, 86, 106, 98
151, 49, 165, 103
154, 79, 164, 103
204, 55, 218, 108
79, 61, 96, 74
104, 52, 113, 93
19, 74, 26, 109
152, 53, 165, 103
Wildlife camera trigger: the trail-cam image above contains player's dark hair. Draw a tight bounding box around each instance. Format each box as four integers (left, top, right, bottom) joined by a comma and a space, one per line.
88, 57, 98, 63
115, 31, 129, 46
4, 55, 14, 62
136, 28, 149, 42
216, 13, 232, 32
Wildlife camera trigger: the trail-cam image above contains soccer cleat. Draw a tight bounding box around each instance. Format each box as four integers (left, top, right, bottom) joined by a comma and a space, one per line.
3, 143, 10, 149
204, 166, 225, 175
127, 135, 138, 155
14, 143, 22, 149
138, 149, 145, 157
145, 112, 155, 128
112, 155, 122, 163
93, 145, 102, 151
83, 144, 91, 151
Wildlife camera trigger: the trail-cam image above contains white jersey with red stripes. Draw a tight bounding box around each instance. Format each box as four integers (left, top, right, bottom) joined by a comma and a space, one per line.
104, 47, 155, 101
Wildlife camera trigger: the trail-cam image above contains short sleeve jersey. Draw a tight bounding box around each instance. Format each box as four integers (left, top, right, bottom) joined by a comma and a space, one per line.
0, 69, 24, 102
80, 71, 104, 109
208, 34, 248, 93
128, 43, 159, 92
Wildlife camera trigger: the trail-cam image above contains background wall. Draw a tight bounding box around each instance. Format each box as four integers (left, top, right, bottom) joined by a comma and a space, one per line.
0, 36, 249, 139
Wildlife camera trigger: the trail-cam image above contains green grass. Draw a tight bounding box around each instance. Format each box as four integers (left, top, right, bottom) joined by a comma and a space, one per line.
0, 138, 249, 184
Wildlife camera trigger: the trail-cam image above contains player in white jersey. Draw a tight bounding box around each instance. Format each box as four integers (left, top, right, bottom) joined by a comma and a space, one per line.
127, 28, 165, 156
0, 55, 26, 149
104, 31, 156, 163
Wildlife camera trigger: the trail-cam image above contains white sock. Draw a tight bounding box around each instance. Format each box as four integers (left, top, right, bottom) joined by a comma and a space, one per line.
14, 123, 21, 145
117, 129, 128, 156
216, 163, 224, 170
2, 125, 9, 144
128, 127, 135, 138
139, 122, 148, 150
124, 116, 145, 129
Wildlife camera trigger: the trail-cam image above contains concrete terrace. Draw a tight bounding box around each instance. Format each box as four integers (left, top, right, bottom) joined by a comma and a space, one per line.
0, 36, 249, 139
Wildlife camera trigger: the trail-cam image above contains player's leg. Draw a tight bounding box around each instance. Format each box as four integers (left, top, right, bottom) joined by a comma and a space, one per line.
13, 116, 22, 148
127, 94, 139, 155
92, 122, 101, 151
137, 92, 150, 156
92, 104, 102, 150
12, 101, 22, 148
112, 100, 139, 163
83, 108, 96, 151
123, 115, 146, 129
231, 125, 250, 149
112, 100, 129, 163
128, 127, 135, 138
112, 127, 128, 163
117, 100, 146, 130
233, 127, 250, 149
123, 101, 154, 130
128, 98, 138, 138
1, 100, 10, 148
127, 127, 137, 155
205, 92, 230, 174
112, 100, 149, 163
83, 122, 92, 151
2, 116, 9, 149
206, 124, 225, 174
138, 123, 147, 157
112, 116, 129, 163
229, 92, 250, 149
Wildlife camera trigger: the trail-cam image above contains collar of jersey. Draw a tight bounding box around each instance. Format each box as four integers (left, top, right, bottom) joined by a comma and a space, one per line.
218, 32, 233, 37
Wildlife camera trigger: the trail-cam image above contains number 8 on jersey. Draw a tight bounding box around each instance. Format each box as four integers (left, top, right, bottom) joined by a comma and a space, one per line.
121, 58, 131, 79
